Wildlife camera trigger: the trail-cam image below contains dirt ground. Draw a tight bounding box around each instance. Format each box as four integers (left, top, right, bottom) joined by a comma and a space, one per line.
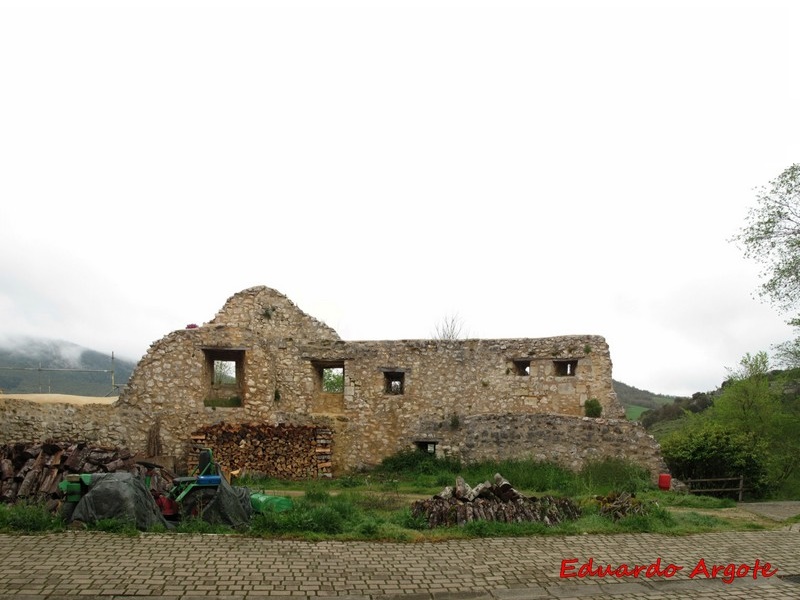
0, 393, 117, 405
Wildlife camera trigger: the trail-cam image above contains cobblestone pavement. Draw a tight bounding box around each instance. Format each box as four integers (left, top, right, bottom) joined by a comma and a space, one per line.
1, 529, 800, 599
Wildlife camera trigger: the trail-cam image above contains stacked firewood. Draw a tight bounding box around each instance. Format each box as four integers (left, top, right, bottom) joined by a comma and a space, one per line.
411, 474, 581, 528
0, 442, 173, 505
190, 422, 332, 479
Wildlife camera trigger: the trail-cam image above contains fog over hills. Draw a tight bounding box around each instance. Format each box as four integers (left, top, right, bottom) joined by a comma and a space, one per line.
0, 335, 134, 396
0, 336, 678, 410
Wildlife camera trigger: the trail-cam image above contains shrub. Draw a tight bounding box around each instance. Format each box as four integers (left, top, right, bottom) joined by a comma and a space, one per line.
660, 424, 770, 497
584, 398, 602, 418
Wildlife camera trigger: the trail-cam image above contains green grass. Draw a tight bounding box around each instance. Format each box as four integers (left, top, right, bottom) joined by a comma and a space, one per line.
86, 518, 140, 536
625, 404, 649, 420
0, 502, 64, 533
643, 491, 736, 509
0, 455, 777, 538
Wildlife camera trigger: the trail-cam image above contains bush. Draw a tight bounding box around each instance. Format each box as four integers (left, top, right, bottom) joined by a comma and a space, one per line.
660, 424, 770, 497
584, 398, 602, 418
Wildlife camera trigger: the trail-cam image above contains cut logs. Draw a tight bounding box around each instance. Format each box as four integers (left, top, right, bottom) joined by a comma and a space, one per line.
411, 473, 581, 528
0, 442, 174, 506
190, 422, 332, 480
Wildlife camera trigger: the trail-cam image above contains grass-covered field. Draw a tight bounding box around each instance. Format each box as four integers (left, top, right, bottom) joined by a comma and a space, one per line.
0, 453, 766, 539
624, 404, 650, 420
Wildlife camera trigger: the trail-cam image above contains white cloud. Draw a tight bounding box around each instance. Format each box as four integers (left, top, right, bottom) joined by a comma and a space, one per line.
1, 0, 799, 395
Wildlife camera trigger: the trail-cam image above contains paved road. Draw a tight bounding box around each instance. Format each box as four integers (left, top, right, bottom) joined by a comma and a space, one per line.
1, 526, 800, 600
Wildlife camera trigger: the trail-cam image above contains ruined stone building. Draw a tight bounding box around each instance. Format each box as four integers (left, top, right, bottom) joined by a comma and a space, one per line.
0, 286, 666, 477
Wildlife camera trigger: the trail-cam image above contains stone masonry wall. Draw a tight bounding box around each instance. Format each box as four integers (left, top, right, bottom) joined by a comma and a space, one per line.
0, 399, 130, 447
0, 286, 668, 477
301, 336, 622, 471
412, 413, 668, 477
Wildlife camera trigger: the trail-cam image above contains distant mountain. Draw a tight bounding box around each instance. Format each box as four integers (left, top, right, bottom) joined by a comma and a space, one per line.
612, 380, 676, 418
0, 335, 676, 405
0, 336, 135, 396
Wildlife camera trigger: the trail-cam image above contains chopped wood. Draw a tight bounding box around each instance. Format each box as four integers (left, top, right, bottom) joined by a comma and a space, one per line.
190, 422, 333, 480
412, 474, 581, 528
0, 441, 158, 505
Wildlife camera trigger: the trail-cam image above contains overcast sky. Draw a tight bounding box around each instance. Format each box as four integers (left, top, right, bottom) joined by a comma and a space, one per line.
2, 0, 799, 396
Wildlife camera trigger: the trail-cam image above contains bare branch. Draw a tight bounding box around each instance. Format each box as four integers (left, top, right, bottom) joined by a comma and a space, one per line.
432, 314, 466, 340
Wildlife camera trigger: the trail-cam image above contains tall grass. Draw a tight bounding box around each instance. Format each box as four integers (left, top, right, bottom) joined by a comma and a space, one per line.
0, 453, 758, 538
0, 502, 64, 533
374, 451, 652, 497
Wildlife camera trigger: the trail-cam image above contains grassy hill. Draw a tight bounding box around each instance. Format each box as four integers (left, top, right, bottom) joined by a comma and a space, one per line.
612, 380, 676, 420
0, 337, 135, 397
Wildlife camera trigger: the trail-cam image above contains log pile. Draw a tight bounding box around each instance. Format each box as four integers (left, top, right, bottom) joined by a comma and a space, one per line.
190, 422, 333, 480
411, 473, 581, 528
0, 442, 174, 505
592, 491, 654, 521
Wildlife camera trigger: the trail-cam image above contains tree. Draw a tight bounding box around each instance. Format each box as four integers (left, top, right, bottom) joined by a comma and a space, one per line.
213, 360, 235, 386
322, 367, 344, 393
660, 423, 770, 495
713, 352, 775, 438
734, 164, 800, 366
432, 314, 466, 340
734, 163, 800, 312
709, 351, 800, 490
772, 322, 800, 368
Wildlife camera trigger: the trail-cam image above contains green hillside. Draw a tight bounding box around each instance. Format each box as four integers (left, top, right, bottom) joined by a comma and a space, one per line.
0, 337, 135, 396
613, 380, 677, 419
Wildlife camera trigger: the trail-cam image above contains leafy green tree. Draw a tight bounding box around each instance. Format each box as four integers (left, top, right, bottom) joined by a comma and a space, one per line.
772, 331, 800, 368
712, 352, 775, 437
734, 164, 800, 366
322, 367, 344, 393
734, 163, 800, 313
660, 423, 769, 495
708, 352, 800, 490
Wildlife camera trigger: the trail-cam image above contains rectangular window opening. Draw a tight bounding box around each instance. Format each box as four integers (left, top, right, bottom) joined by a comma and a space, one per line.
554, 359, 578, 376
315, 361, 345, 394
513, 360, 531, 376
384, 371, 405, 395
415, 441, 437, 454
202, 348, 245, 407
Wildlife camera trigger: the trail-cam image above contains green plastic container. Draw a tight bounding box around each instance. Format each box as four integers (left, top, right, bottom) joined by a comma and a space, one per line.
250, 493, 293, 513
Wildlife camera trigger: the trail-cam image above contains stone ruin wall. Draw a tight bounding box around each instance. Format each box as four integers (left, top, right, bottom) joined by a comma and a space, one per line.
415, 413, 668, 475
304, 335, 624, 472
0, 286, 668, 478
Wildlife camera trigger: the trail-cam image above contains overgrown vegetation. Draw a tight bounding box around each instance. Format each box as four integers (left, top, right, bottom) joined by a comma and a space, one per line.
0, 501, 64, 533
584, 398, 602, 418
655, 354, 800, 499
322, 367, 344, 393
0, 453, 777, 538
